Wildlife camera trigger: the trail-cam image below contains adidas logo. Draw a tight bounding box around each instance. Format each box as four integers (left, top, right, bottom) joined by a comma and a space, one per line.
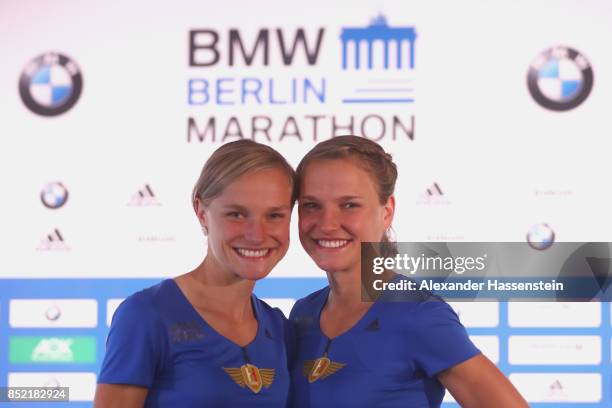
37, 229, 70, 251
364, 318, 379, 331
549, 379, 563, 392
418, 182, 450, 205
426, 182, 443, 197
128, 184, 161, 206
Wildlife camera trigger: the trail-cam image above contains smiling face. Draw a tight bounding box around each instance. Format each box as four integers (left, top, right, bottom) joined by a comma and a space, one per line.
196, 167, 293, 281
298, 158, 394, 274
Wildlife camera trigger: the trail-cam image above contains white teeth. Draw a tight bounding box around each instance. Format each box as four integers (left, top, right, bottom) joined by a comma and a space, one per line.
236, 248, 269, 258
317, 240, 349, 248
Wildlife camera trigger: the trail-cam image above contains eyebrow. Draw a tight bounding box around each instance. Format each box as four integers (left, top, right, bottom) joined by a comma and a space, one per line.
300, 195, 363, 201
222, 204, 291, 211
268, 205, 292, 211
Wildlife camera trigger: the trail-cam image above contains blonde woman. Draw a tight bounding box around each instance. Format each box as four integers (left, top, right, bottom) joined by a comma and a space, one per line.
95, 140, 295, 407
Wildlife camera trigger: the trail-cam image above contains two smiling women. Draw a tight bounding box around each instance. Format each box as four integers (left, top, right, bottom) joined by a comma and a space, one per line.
95, 137, 527, 408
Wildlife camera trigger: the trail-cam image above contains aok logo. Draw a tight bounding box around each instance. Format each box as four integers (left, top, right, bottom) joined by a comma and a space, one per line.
31, 338, 73, 362
189, 28, 325, 67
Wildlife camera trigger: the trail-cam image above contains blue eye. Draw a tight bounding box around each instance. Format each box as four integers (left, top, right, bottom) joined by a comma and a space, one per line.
227, 212, 244, 219
301, 202, 319, 210
342, 202, 359, 209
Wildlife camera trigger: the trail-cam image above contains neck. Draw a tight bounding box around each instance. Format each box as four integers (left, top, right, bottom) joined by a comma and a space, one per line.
188, 256, 256, 320
326, 266, 367, 310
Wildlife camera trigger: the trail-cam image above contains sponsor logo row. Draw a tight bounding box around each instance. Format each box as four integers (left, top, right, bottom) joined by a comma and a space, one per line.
7, 299, 607, 328
5, 334, 605, 366
39, 181, 559, 250
40, 182, 161, 211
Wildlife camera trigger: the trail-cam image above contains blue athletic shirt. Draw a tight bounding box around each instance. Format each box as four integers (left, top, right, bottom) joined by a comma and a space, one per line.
289, 286, 480, 408
98, 279, 291, 407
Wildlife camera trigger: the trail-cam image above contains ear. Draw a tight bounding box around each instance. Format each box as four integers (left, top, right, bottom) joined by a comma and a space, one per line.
382, 195, 395, 230
194, 198, 208, 228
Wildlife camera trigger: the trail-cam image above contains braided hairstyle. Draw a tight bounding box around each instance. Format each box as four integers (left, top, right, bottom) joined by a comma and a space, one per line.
296, 135, 398, 251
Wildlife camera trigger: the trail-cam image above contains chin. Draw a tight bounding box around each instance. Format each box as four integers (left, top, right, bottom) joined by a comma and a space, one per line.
313, 259, 353, 274
237, 269, 272, 281
247, 274, 270, 281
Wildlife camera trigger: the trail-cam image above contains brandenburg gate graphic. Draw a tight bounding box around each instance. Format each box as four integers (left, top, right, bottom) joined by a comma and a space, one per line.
340, 15, 417, 70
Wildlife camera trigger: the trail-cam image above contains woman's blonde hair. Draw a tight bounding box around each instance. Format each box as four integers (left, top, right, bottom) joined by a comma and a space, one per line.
192, 140, 296, 211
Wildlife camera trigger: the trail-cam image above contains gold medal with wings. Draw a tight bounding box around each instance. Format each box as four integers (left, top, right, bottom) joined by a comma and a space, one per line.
303, 353, 346, 383
223, 363, 275, 394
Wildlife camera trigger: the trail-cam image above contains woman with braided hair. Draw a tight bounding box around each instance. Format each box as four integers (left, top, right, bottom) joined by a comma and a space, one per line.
289, 136, 527, 407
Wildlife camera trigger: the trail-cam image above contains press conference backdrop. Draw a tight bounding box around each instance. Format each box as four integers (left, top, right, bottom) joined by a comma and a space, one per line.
1, 0, 611, 406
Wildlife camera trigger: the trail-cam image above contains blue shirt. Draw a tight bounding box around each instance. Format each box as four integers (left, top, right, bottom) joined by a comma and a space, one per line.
289, 286, 480, 407
98, 279, 291, 407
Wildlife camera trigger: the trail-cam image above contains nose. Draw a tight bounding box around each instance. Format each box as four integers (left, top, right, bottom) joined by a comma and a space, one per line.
244, 218, 265, 243
318, 208, 340, 234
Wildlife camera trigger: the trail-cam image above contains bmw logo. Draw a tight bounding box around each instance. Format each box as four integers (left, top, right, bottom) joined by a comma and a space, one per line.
527, 46, 593, 111
41, 182, 69, 209
527, 223, 555, 250
45, 305, 62, 321
19, 52, 83, 116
